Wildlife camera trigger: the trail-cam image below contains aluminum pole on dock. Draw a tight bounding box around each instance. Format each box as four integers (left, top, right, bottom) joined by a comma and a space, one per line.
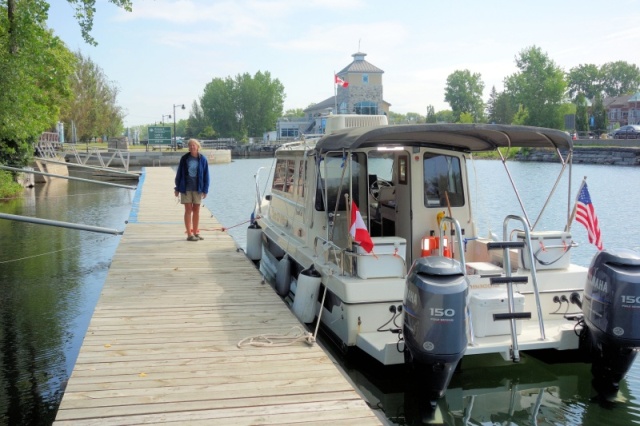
0, 165, 137, 189
0, 213, 124, 235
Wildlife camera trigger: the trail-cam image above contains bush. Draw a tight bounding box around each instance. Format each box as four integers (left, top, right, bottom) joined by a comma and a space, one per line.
0, 170, 24, 199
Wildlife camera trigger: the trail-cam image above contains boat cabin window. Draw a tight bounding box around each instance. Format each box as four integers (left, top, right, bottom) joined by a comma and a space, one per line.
315, 153, 365, 211
423, 153, 464, 208
272, 159, 304, 198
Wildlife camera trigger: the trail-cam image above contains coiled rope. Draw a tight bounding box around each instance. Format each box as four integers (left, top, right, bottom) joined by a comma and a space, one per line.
237, 325, 315, 348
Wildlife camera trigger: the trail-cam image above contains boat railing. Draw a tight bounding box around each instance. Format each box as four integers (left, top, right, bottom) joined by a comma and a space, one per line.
503, 215, 546, 341
343, 250, 407, 278
313, 236, 349, 275
438, 216, 466, 271
313, 235, 407, 278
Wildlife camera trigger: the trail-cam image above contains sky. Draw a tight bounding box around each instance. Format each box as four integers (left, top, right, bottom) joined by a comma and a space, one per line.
46, 0, 640, 129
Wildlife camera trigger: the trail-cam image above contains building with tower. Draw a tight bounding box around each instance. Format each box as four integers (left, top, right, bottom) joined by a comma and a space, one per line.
274, 52, 390, 142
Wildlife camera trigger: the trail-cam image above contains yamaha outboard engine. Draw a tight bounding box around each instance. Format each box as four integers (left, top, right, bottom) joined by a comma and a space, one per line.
581, 248, 640, 398
403, 256, 468, 401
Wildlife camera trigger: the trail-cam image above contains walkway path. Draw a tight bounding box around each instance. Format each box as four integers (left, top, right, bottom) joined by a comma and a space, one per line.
54, 167, 382, 425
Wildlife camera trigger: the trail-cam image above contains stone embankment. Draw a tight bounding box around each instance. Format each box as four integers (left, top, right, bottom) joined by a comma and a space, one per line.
516, 140, 640, 166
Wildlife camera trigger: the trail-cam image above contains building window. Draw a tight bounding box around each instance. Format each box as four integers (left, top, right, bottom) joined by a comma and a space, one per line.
280, 128, 299, 138
362, 74, 369, 84
354, 101, 378, 115
339, 102, 348, 114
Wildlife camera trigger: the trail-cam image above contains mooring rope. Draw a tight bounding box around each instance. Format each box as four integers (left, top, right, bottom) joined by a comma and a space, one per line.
237, 325, 315, 348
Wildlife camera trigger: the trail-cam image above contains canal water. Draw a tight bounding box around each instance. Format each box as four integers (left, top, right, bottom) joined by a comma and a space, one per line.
1, 158, 639, 425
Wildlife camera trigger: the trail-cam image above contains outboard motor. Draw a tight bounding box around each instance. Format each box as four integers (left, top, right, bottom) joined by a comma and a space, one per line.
581, 248, 640, 398
403, 256, 468, 401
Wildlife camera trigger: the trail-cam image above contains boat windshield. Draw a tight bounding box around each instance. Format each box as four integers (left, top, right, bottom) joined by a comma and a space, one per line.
423, 153, 465, 208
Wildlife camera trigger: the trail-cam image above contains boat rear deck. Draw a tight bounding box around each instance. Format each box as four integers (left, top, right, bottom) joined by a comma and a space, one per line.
54, 167, 382, 425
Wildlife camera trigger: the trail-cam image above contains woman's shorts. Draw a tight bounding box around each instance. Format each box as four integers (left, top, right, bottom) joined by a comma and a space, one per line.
180, 191, 202, 204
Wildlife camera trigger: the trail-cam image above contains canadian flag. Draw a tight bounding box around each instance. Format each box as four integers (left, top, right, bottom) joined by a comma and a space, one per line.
335, 74, 349, 88
350, 201, 374, 253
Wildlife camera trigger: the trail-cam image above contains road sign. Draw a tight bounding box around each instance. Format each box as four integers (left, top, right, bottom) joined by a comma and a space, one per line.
148, 126, 172, 145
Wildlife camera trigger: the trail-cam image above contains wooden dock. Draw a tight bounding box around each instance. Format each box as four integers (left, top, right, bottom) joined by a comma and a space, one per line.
54, 167, 382, 425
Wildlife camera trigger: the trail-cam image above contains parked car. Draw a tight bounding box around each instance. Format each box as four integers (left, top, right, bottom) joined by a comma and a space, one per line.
612, 125, 640, 139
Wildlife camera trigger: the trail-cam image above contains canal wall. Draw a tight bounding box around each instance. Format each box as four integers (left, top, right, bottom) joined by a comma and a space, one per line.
516, 146, 640, 166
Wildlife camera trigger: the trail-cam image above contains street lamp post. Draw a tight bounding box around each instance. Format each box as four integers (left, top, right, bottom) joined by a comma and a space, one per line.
173, 103, 185, 151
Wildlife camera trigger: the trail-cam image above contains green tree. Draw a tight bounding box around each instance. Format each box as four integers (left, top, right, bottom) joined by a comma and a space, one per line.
426, 105, 436, 123
504, 46, 566, 129
200, 76, 240, 138
0, 0, 133, 170
511, 105, 529, 125
200, 71, 284, 140
566, 64, 602, 101
444, 69, 485, 122
492, 91, 515, 124
486, 86, 499, 123
592, 93, 608, 135
601, 61, 640, 97
435, 110, 454, 123
575, 93, 589, 131
237, 71, 284, 138
406, 112, 425, 123
186, 100, 209, 138
458, 112, 474, 123
59, 51, 124, 142
386, 111, 406, 124
65, 0, 133, 46
1, 0, 76, 166
284, 108, 305, 118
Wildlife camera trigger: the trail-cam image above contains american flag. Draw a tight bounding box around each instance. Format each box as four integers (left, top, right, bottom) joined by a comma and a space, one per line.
575, 182, 603, 250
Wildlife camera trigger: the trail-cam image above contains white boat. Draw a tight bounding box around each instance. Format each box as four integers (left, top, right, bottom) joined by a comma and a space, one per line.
248, 115, 640, 401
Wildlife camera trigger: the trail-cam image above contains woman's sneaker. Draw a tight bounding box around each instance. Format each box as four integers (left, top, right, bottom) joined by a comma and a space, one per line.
187, 235, 199, 241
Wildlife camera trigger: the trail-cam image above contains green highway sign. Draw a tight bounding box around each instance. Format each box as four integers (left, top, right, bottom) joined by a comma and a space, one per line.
148, 126, 172, 145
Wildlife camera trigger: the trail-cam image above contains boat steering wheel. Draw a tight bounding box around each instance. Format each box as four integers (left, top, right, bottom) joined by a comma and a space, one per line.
370, 179, 392, 201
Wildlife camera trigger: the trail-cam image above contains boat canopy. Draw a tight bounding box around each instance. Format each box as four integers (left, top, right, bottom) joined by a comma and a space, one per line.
314, 123, 572, 154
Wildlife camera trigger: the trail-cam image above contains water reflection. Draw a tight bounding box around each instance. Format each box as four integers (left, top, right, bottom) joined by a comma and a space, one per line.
336, 346, 638, 425
1, 158, 639, 425
0, 180, 132, 425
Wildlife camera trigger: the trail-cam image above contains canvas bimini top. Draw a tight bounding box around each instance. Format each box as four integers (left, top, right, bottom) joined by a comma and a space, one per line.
314, 123, 573, 154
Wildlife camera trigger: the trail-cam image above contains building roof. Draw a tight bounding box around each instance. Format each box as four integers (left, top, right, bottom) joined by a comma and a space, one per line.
304, 96, 335, 113
628, 92, 640, 103
336, 52, 384, 75
604, 94, 634, 107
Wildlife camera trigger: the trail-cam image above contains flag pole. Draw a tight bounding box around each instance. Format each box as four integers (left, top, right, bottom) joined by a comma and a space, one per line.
345, 193, 352, 246
565, 176, 587, 232
333, 70, 337, 113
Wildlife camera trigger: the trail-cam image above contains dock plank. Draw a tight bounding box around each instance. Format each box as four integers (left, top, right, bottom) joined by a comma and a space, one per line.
54, 167, 382, 425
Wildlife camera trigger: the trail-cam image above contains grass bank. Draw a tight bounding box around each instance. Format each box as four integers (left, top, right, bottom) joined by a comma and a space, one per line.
0, 170, 23, 199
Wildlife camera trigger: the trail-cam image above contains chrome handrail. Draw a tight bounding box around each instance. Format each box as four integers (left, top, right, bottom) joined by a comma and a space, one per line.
503, 215, 546, 341
438, 216, 466, 272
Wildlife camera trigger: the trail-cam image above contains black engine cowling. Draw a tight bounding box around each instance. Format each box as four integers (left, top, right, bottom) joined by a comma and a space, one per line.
581, 248, 640, 398
403, 256, 468, 400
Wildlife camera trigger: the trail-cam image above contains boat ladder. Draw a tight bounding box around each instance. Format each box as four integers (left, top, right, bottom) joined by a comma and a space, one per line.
482, 215, 546, 362
485, 241, 531, 362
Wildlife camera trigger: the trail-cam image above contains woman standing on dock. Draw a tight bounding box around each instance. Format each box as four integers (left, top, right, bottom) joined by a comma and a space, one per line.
174, 139, 210, 241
